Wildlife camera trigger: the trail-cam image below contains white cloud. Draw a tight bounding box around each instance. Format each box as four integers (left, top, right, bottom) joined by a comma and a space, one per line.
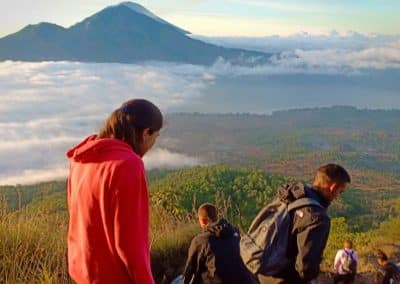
143, 148, 202, 170
0, 35, 399, 185
193, 33, 400, 74
0, 166, 68, 186
192, 32, 400, 53
0, 61, 210, 185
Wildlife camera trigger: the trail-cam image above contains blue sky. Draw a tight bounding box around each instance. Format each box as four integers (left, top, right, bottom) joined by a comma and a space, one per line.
1, 0, 399, 37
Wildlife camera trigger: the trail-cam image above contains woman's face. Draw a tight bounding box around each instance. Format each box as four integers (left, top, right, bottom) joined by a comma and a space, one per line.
138, 128, 160, 157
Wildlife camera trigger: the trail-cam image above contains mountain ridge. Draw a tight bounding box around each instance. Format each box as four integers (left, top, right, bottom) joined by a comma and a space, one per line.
0, 2, 270, 65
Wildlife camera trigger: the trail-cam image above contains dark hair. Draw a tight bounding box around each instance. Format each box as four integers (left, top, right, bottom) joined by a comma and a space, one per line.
198, 203, 218, 222
98, 99, 163, 154
315, 163, 351, 186
376, 249, 388, 261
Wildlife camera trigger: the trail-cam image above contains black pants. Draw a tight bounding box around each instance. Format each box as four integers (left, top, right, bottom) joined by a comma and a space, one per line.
333, 273, 355, 284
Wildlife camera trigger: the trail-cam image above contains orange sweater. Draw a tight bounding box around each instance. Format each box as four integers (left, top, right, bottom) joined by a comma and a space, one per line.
66, 135, 154, 284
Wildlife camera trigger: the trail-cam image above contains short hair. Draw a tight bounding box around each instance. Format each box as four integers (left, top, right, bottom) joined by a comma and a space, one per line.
314, 164, 351, 186
344, 240, 353, 249
376, 250, 388, 261
198, 203, 218, 222
98, 99, 163, 154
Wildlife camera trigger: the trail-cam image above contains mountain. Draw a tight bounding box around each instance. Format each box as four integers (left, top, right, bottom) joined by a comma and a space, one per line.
0, 2, 270, 65
119, 2, 189, 34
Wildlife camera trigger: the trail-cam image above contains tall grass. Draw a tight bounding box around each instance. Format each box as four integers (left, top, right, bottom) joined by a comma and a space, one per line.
0, 193, 70, 283
0, 195, 199, 284
1, 193, 399, 283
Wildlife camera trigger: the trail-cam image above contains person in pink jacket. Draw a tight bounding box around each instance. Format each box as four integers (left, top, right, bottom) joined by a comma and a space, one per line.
333, 240, 358, 284
66, 99, 163, 284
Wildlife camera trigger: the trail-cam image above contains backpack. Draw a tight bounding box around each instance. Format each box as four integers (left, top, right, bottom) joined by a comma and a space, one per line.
390, 264, 400, 284
376, 264, 400, 284
239, 197, 323, 275
341, 250, 356, 274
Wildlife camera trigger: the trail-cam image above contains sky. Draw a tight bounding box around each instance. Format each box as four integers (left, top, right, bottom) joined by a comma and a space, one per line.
1, 0, 400, 38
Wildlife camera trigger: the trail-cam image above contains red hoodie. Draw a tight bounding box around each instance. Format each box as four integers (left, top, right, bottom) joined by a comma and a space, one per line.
66, 135, 154, 284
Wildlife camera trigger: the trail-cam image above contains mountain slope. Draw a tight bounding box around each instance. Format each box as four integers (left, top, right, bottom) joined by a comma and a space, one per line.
120, 2, 189, 34
0, 2, 269, 65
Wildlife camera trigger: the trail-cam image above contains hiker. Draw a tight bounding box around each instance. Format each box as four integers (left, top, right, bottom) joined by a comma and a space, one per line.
66, 99, 162, 284
333, 240, 358, 284
183, 203, 254, 284
241, 163, 351, 284
374, 250, 400, 284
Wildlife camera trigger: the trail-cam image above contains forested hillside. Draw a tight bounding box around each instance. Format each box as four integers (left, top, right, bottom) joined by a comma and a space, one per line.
161, 107, 400, 191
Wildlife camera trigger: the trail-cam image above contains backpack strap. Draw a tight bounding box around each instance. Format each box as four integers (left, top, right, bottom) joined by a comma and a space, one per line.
343, 250, 355, 262
287, 197, 323, 212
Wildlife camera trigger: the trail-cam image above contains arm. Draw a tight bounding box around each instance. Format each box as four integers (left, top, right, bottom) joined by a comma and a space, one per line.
112, 160, 154, 284
294, 209, 331, 282
334, 250, 342, 272
183, 238, 202, 284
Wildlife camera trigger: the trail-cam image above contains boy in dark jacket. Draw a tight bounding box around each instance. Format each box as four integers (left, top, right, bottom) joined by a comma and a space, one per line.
183, 203, 253, 284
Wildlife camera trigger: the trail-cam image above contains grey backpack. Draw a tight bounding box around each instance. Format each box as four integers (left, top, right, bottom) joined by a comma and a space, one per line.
240, 197, 323, 275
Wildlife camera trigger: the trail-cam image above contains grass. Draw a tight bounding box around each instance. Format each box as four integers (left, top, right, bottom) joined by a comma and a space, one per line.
0, 194, 200, 284
0, 194, 69, 284
1, 192, 399, 283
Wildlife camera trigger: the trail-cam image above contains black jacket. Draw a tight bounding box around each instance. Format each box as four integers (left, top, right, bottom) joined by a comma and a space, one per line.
258, 183, 331, 284
183, 219, 254, 284
375, 262, 400, 284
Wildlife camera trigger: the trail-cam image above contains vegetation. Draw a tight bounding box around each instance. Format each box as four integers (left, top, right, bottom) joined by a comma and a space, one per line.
0, 192, 69, 283
1, 165, 399, 283
162, 107, 400, 191
150, 166, 292, 228
1, 107, 400, 283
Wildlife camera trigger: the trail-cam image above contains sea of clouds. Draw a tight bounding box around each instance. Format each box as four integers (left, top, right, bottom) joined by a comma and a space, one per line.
0, 32, 399, 185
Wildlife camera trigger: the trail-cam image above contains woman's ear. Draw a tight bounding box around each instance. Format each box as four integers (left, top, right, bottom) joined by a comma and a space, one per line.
138, 128, 159, 157
141, 128, 152, 141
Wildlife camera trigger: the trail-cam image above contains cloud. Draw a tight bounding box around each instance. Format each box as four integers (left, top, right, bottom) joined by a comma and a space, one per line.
192, 32, 400, 53
0, 166, 68, 186
0, 61, 210, 185
0, 34, 399, 185
193, 33, 400, 74
143, 148, 202, 170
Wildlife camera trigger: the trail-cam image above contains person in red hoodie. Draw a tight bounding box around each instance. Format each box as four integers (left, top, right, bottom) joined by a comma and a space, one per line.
66, 99, 163, 284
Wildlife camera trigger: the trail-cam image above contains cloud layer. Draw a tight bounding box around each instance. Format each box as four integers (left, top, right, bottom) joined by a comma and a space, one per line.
196, 32, 400, 72
0, 61, 207, 185
1, 33, 399, 185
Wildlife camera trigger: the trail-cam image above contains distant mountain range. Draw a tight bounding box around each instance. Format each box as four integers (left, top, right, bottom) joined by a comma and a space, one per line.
0, 2, 270, 65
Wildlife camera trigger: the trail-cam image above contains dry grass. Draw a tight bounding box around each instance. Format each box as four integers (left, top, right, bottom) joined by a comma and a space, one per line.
0, 197, 199, 284
0, 198, 70, 284
1, 194, 398, 284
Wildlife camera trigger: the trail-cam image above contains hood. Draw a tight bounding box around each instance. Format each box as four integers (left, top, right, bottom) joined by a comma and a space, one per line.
66, 135, 134, 163
278, 182, 330, 208
205, 219, 236, 239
